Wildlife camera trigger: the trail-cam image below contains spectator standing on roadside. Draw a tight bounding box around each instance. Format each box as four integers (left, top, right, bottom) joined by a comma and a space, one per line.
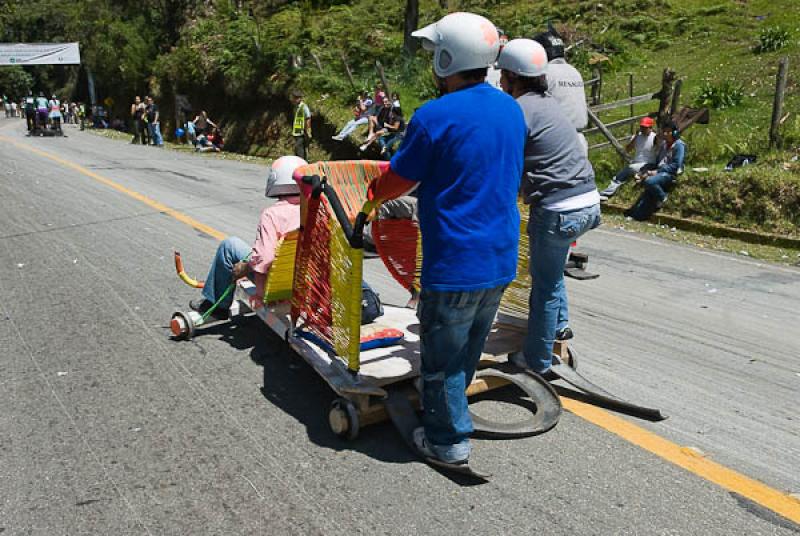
24, 92, 36, 132
48, 95, 63, 133
291, 89, 311, 160
130, 96, 147, 144
3, 96, 10, 118
35, 92, 49, 130
533, 25, 589, 155
10, 100, 18, 118
146, 96, 164, 146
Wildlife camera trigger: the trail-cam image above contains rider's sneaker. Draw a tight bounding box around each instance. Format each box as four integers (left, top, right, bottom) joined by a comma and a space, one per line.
556, 327, 574, 341
412, 427, 469, 465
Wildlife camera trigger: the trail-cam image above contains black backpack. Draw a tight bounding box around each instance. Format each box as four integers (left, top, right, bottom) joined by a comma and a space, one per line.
361, 281, 384, 324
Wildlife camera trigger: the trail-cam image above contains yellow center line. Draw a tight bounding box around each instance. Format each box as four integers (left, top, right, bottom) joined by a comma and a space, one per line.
0, 134, 226, 241
3, 134, 800, 525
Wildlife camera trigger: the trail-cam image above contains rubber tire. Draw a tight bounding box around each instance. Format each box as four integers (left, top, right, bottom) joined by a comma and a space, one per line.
328, 398, 360, 440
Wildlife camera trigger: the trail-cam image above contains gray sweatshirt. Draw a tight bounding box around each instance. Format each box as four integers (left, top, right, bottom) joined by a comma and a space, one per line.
546, 59, 588, 130
517, 92, 596, 207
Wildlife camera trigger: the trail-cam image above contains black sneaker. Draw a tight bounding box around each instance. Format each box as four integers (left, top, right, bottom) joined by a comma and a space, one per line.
188, 299, 229, 320
556, 327, 574, 341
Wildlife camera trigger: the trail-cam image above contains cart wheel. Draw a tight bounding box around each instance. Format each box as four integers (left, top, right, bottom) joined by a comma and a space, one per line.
566, 346, 578, 370
329, 398, 360, 440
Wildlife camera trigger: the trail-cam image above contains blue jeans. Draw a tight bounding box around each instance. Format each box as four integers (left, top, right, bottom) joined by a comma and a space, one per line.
148, 123, 163, 146
627, 172, 675, 220
418, 284, 507, 460
335, 117, 368, 139
524, 204, 601, 373
201, 237, 251, 308
378, 133, 404, 159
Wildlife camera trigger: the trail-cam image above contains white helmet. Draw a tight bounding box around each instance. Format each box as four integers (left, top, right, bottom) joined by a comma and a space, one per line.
496, 39, 549, 77
265, 155, 307, 197
412, 12, 501, 78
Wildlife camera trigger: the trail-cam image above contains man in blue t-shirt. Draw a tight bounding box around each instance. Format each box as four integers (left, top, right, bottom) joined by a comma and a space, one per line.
368, 12, 526, 465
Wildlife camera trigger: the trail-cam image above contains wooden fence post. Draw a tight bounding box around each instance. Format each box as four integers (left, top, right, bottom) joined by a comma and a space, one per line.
657, 68, 676, 127
670, 79, 683, 116
628, 73, 634, 134
340, 51, 356, 92
769, 56, 789, 149
591, 67, 602, 105
375, 60, 391, 96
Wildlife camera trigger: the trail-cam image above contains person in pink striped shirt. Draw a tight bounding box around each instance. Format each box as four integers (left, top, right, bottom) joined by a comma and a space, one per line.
189, 155, 307, 319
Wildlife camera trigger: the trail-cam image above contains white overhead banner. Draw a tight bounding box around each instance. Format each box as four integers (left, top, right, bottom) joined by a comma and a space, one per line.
0, 43, 81, 66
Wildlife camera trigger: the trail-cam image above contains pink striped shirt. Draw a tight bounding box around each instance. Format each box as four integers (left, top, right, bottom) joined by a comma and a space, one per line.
249, 196, 300, 300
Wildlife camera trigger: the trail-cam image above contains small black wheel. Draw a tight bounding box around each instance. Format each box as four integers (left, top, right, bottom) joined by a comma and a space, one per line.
566, 346, 578, 370
328, 398, 360, 440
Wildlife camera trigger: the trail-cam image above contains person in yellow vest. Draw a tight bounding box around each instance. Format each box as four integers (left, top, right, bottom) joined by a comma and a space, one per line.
291, 89, 312, 160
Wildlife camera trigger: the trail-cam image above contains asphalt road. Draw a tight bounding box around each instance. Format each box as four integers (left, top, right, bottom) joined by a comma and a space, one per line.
1, 118, 798, 535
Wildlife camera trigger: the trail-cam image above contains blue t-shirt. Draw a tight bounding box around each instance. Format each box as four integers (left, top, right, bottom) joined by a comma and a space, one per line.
390, 82, 527, 291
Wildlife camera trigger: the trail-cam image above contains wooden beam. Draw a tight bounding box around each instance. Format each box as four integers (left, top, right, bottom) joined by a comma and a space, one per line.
589, 138, 631, 151
587, 108, 632, 162
581, 113, 650, 135
590, 93, 656, 113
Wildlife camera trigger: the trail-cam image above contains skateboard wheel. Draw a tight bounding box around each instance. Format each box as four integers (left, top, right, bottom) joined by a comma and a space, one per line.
170, 311, 197, 340
329, 398, 360, 440
566, 346, 578, 370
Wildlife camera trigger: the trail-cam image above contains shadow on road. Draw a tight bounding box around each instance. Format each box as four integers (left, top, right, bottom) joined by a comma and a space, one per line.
245, 322, 417, 466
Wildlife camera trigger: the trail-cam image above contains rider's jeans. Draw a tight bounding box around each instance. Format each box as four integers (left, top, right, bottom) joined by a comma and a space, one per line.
523, 203, 601, 374
202, 237, 251, 308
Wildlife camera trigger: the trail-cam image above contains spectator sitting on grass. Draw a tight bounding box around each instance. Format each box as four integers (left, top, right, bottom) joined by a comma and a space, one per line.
372, 83, 386, 112
332, 92, 372, 141
196, 127, 224, 152
624, 121, 686, 221
599, 116, 658, 199
360, 98, 395, 152
193, 110, 216, 136
377, 107, 405, 159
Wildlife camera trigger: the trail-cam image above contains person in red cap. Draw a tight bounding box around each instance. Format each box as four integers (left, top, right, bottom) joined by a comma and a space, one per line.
599, 116, 658, 199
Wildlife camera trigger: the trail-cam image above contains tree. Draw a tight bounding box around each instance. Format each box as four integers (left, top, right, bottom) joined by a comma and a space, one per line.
0, 66, 35, 98
403, 0, 419, 56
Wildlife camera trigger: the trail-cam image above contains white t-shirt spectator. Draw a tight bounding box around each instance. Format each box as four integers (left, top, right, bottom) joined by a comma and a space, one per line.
631, 131, 657, 164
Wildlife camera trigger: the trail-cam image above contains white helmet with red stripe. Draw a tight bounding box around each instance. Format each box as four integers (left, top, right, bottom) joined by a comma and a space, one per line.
496, 39, 549, 77
265, 155, 307, 197
412, 12, 501, 78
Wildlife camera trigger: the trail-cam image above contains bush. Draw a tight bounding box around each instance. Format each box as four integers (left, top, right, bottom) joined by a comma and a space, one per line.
755, 27, 791, 53
693, 80, 744, 110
